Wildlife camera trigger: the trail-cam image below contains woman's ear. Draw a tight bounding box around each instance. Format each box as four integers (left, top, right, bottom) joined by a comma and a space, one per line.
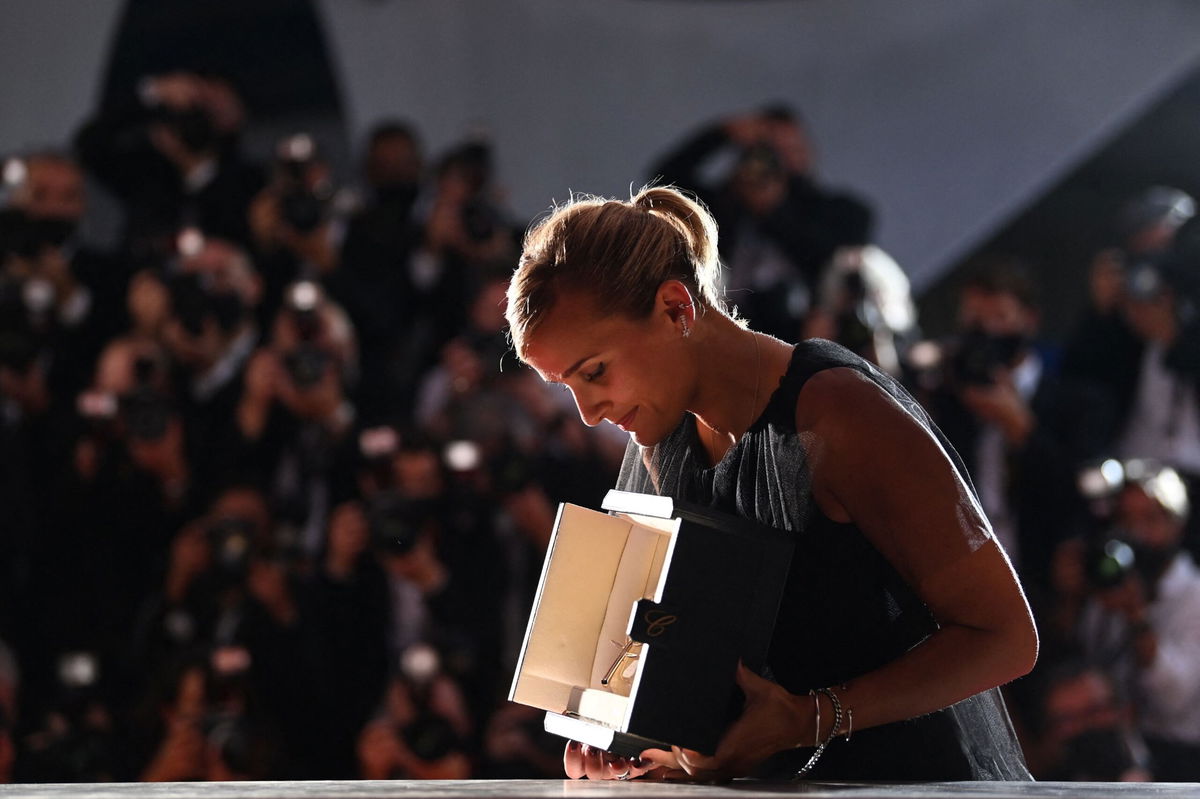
657, 280, 695, 324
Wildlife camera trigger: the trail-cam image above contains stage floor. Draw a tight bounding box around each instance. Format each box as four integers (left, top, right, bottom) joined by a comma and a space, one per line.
0, 781, 1197, 799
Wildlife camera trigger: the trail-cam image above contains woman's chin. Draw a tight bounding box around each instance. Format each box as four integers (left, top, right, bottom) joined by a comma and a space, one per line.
629, 426, 665, 448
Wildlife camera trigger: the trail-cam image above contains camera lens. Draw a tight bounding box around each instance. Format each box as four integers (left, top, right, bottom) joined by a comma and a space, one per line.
284, 344, 329, 388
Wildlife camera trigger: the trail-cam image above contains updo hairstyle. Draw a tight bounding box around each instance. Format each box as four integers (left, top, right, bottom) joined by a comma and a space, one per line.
505, 185, 730, 358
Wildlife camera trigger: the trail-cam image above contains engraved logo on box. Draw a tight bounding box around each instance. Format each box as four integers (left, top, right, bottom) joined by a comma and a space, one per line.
644, 610, 677, 638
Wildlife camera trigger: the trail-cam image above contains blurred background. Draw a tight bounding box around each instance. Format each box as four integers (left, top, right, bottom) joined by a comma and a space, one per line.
2, 0, 1200, 784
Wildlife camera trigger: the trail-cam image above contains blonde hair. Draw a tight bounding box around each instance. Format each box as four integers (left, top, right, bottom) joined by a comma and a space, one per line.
506, 184, 729, 358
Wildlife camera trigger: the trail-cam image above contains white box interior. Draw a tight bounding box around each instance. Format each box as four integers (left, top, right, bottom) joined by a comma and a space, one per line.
510, 504, 678, 728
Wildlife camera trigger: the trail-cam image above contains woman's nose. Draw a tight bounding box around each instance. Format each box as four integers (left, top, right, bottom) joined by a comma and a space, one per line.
568, 385, 606, 427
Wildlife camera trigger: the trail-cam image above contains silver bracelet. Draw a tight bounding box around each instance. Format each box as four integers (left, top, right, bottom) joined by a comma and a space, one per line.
796, 688, 843, 778
812, 691, 821, 748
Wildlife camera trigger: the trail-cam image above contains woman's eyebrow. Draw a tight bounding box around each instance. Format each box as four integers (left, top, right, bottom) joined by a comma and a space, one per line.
557, 354, 597, 381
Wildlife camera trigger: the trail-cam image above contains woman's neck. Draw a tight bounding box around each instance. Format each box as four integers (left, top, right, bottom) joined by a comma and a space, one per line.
687, 314, 786, 453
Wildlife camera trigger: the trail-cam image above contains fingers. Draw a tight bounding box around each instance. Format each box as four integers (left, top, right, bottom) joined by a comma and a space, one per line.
562, 741, 585, 779
584, 746, 625, 781
637, 747, 680, 771
735, 660, 767, 694
563, 740, 656, 780
672, 745, 721, 778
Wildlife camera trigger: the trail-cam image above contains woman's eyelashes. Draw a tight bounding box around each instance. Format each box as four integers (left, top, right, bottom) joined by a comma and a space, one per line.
582, 362, 606, 383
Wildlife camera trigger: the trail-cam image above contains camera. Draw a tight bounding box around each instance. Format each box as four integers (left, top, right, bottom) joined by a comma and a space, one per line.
402, 713, 460, 762
1061, 728, 1144, 781
207, 516, 256, 582
0, 274, 54, 376
280, 187, 327, 234
282, 281, 330, 389
0, 206, 76, 259
0, 272, 55, 328
368, 491, 431, 556
948, 328, 1027, 386
489, 444, 537, 496
275, 134, 332, 234
734, 142, 785, 186
440, 140, 502, 244
461, 196, 499, 243
149, 103, 218, 155
359, 425, 401, 488
167, 270, 244, 337
1124, 257, 1168, 302
118, 355, 173, 441
0, 325, 41, 376
283, 346, 329, 389
395, 644, 462, 762
1076, 458, 1191, 589
20, 651, 115, 781
1083, 536, 1136, 590
830, 270, 889, 358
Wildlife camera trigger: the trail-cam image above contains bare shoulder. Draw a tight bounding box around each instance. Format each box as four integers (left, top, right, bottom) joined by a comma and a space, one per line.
792, 364, 958, 530
793, 365, 910, 438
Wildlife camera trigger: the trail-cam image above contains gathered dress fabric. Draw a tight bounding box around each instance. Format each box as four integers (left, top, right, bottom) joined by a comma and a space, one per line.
615, 338, 1032, 780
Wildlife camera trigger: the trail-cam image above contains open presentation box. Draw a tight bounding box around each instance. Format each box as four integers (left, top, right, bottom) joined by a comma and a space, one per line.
509, 489, 794, 757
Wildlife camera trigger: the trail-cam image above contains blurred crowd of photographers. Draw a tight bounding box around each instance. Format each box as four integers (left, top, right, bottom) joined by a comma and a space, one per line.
2, 71, 1200, 782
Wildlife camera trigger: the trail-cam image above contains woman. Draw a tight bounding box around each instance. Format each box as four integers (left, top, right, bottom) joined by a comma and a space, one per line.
505, 185, 1037, 781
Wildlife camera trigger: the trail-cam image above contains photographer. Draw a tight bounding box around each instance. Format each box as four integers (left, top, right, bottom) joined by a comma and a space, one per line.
649, 105, 873, 341
130, 484, 314, 775
0, 249, 79, 670
131, 485, 277, 671
16, 651, 121, 782
806, 244, 917, 376
1034, 661, 1151, 781
392, 141, 520, 415
360, 430, 539, 732
1063, 198, 1200, 493
291, 500, 389, 777
137, 652, 283, 782
73, 72, 264, 262
108, 234, 264, 496
1079, 187, 1194, 323
422, 140, 518, 277
236, 281, 359, 560
331, 121, 427, 423
356, 645, 472, 780
248, 134, 350, 326
23, 339, 198, 717
928, 260, 1109, 585
2, 152, 128, 396
1054, 460, 1200, 780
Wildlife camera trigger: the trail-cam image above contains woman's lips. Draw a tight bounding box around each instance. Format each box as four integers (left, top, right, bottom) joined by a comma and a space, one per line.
614, 408, 638, 431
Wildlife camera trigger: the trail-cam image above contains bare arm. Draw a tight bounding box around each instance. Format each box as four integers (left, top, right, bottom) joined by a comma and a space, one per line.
670, 366, 1037, 779
804, 367, 1038, 733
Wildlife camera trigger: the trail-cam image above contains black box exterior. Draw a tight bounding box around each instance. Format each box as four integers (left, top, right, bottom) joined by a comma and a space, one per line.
613, 496, 793, 754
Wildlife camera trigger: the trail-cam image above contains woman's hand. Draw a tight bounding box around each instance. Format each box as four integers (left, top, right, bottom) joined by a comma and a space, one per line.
664, 663, 809, 781
561, 664, 805, 783
563, 741, 682, 781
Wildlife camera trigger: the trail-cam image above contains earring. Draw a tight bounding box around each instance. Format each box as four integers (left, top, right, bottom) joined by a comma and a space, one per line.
676, 302, 693, 338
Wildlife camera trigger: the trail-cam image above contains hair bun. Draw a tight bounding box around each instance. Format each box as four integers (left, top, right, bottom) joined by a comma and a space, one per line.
631, 184, 721, 305
506, 184, 731, 357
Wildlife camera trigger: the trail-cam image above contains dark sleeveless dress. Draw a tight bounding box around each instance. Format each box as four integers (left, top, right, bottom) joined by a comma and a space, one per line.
615, 338, 1031, 780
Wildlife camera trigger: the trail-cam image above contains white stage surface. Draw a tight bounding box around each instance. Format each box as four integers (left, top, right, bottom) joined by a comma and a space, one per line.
0, 782, 1197, 799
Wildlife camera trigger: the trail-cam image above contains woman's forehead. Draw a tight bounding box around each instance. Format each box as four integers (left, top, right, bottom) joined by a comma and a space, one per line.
523, 293, 630, 379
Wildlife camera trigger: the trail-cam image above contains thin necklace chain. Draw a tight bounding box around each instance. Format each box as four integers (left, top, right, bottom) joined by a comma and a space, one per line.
748, 330, 762, 431
708, 330, 762, 461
